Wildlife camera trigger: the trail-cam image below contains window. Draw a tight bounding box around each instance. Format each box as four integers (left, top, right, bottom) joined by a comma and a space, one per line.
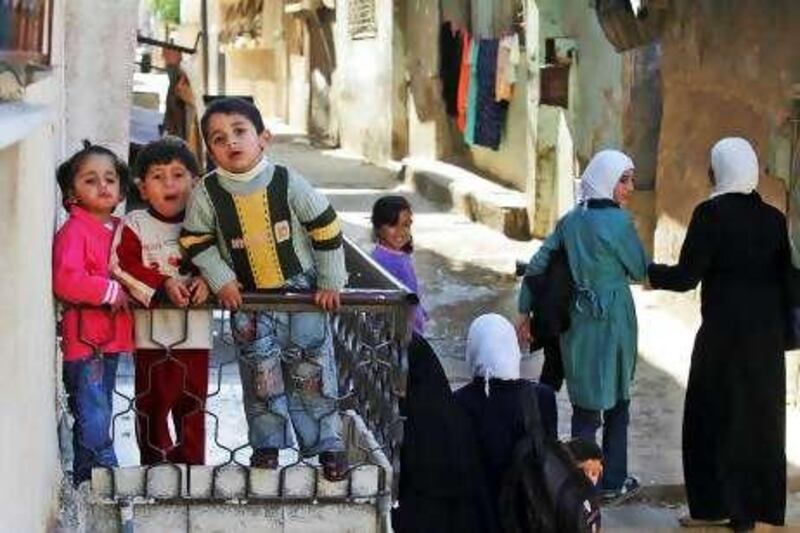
348, 0, 376, 40
540, 38, 570, 108
0, 0, 53, 65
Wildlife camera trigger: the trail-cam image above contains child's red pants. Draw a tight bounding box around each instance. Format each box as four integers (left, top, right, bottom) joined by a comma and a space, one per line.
134, 349, 209, 465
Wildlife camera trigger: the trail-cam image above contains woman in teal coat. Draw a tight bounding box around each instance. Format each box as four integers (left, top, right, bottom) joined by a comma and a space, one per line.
517, 150, 648, 502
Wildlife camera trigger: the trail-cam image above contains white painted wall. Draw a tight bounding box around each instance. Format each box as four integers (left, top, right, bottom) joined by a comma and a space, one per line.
331, 0, 394, 163
0, 78, 63, 533
63, 0, 139, 158
0, 2, 140, 530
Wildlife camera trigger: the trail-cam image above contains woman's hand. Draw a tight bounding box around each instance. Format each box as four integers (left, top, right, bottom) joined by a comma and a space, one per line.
515, 314, 532, 348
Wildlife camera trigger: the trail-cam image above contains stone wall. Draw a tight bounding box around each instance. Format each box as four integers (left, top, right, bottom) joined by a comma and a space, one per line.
653, 0, 800, 261
331, 0, 395, 163
540, 0, 626, 168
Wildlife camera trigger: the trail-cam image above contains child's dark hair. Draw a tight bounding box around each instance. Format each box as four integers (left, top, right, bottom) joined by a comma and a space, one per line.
371, 195, 413, 252
134, 136, 200, 180
200, 97, 265, 144
56, 140, 130, 209
564, 438, 603, 463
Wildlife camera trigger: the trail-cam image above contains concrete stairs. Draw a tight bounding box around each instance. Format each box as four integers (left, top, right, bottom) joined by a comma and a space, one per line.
400, 157, 531, 240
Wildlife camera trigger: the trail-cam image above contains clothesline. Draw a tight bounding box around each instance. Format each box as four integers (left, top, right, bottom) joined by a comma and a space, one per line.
440, 21, 522, 151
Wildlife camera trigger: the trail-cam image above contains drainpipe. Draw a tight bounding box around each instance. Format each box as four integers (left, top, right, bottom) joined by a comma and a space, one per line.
201, 0, 209, 93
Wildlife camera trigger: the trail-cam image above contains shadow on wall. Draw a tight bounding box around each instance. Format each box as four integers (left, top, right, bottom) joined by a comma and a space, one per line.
653, 0, 799, 260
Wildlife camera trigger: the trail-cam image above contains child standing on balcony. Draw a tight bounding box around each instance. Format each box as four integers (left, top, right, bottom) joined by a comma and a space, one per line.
53, 142, 134, 485
179, 98, 348, 480
111, 137, 211, 465
370, 195, 428, 336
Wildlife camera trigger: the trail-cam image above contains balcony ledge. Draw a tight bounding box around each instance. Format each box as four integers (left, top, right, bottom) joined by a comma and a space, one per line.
0, 101, 53, 151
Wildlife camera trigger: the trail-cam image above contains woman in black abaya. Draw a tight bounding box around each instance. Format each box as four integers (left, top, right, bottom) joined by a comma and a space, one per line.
648, 137, 789, 531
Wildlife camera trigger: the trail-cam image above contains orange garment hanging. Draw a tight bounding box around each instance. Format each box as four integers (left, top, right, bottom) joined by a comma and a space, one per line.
456, 30, 472, 132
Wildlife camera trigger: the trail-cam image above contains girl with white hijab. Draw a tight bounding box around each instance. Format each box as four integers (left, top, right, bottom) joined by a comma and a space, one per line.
517, 150, 648, 503
649, 138, 789, 531
454, 314, 558, 523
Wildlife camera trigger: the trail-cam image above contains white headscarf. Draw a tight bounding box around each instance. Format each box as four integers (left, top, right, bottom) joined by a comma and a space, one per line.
579, 150, 635, 202
709, 137, 759, 198
466, 314, 521, 395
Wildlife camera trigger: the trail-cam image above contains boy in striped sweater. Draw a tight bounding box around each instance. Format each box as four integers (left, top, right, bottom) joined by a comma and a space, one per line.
179, 98, 348, 480
111, 137, 211, 465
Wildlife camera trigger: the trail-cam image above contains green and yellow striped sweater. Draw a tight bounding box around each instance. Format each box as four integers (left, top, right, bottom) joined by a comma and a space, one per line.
180, 162, 347, 293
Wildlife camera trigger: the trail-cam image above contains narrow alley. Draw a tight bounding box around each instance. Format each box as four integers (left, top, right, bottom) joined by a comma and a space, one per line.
3, 0, 800, 531
265, 132, 800, 530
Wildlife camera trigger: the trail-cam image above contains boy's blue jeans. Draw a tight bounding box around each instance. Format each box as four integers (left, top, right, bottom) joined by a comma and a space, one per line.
63, 353, 120, 485
571, 399, 630, 491
232, 308, 344, 457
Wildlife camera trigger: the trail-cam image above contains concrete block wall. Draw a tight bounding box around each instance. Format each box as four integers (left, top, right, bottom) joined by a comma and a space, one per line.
85, 412, 390, 532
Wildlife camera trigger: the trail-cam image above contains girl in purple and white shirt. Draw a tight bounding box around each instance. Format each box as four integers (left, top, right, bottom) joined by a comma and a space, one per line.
370, 195, 428, 336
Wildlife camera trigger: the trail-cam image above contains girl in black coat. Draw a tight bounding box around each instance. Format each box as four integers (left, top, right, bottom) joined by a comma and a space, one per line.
648, 137, 789, 531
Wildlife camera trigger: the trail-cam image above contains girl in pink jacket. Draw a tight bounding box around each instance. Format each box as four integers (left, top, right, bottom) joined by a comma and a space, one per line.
53, 141, 134, 485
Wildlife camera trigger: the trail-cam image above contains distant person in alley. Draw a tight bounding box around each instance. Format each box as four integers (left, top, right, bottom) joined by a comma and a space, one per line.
162, 47, 203, 162
53, 141, 134, 485
370, 195, 429, 335
648, 137, 790, 531
111, 136, 212, 466
517, 150, 648, 504
179, 97, 349, 481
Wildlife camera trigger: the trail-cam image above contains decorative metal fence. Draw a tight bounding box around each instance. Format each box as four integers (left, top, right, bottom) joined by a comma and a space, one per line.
63, 238, 412, 509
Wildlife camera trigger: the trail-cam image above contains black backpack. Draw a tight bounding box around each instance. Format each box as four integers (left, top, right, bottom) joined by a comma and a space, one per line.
498, 387, 601, 533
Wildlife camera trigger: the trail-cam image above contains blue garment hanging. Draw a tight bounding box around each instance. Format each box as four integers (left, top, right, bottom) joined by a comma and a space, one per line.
474, 38, 508, 150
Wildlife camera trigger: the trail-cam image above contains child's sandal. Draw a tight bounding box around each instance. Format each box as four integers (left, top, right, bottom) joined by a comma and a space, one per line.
319, 451, 348, 482
251, 447, 279, 469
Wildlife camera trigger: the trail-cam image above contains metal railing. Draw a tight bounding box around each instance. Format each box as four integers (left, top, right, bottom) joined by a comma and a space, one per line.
62, 238, 413, 505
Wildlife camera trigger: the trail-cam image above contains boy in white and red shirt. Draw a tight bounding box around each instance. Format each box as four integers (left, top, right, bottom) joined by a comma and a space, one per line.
111, 137, 211, 465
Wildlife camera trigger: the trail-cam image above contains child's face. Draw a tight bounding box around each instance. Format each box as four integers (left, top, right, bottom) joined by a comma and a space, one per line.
138, 159, 194, 219
70, 154, 122, 219
579, 459, 603, 486
377, 209, 413, 251
206, 112, 271, 174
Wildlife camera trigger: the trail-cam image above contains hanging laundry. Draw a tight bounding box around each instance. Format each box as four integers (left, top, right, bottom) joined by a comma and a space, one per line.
495, 35, 512, 102
464, 39, 481, 145
495, 33, 520, 102
439, 22, 463, 117
507, 33, 521, 86
456, 30, 472, 132
474, 38, 508, 150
